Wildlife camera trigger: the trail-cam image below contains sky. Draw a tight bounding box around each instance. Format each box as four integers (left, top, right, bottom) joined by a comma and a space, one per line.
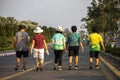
0, 0, 92, 30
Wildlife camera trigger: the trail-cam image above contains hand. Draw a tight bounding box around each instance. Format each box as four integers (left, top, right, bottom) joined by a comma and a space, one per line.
30, 49, 33, 55
46, 50, 49, 55
81, 48, 84, 53
102, 48, 105, 52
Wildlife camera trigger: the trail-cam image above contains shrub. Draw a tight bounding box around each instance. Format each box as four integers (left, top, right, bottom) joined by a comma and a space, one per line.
106, 45, 120, 57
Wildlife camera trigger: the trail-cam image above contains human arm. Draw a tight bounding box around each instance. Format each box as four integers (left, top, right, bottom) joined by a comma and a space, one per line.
30, 40, 35, 54
43, 40, 49, 55
13, 38, 17, 50
27, 36, 31, 53
100, 41, 105, 52
99, 35, 105, 52
64, 42, 66, 52
86, 35, 90, 46
80, 42, 84, 53
86, 41, 90, 46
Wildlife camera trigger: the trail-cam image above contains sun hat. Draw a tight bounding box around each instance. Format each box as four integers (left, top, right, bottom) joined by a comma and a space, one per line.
34, 27, 43, 33
57, 26, 64, 32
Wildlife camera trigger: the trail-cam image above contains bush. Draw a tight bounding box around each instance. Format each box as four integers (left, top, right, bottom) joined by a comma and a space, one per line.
106, 45, 120, 57
0, 37, 14, 51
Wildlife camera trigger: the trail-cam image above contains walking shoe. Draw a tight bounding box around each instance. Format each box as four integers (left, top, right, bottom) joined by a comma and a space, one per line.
53, 67, 57, 70
53, 64, 57, 70
58, 66, 62, 71
39, 67, 43, 71
22, 66, 27, 71
14, 67, 19, 71
68, 65, 72, 70
14, 65, 20, 71
36, 67, 39, 71
39, 63, 43, 71
74, 66, 79, 70
89, 63, 93, 69
95, 65, 100, 69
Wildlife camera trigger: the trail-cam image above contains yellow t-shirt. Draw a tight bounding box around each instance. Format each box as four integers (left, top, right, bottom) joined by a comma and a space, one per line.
87, 33, 103, 51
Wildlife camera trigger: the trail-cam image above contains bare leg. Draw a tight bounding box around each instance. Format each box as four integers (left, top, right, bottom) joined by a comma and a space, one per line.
39, 59, 44, 71
89, 57, 93, 69
16, 57, 20, 65
90, 57, 93, 63
68, 56, 73, 70
40, 59, 44, 66
15, 57, 20, 70
36, 58, 39, 68
69, 56, 73, 64
23, 57, 27, 67
75, 56, 79, 66
22, 57, 27, 71
95, 58, 99, 65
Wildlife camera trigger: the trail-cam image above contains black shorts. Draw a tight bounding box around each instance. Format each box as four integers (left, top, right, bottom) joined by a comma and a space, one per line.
89, 51, 100, 58
16, 51, 29, 58
68, 46, 79, 57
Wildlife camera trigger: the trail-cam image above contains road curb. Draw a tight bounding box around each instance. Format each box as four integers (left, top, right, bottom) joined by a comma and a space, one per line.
100, 56, 120, 78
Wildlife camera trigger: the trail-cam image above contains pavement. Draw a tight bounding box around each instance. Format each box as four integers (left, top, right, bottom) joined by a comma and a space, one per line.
0, 47, 120, 80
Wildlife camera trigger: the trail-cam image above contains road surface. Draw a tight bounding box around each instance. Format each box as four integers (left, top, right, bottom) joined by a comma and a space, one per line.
0, 47, 119, 80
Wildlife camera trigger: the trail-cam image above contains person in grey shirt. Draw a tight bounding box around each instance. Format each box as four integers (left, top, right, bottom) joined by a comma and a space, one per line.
14, 25, 30, 71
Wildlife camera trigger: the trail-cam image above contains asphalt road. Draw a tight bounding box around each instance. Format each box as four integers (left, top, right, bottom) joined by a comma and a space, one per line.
0, 47, 119, 80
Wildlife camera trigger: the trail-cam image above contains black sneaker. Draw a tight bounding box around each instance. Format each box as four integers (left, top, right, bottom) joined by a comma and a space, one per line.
14, 65, 20, 71
95, 65, 100, 69
74, 66, 79, 70
39, 67, 43, 71
53, 67, 57, 70
89, 63, 93, 69
14, 67, 18, 71
36, 67, 39, 71
39, 63, 43, 71
22, 66, 27, 71
68, 63, 72, 70
68, 65, 72, 70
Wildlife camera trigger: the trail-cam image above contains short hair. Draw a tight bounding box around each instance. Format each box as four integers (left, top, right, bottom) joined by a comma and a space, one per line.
71, 25, 77, 32
18, 25, 26, 31
92, 27, 99, 33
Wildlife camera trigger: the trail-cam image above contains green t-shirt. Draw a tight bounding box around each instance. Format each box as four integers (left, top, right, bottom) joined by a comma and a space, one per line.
67, 32, 82, 46
52, 33, 66, 50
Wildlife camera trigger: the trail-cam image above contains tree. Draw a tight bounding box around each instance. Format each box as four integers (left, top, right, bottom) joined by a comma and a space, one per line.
82, 0, 120, 43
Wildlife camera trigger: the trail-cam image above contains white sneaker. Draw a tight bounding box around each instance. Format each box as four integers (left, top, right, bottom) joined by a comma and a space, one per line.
58, 66, 62, 71
74, 66, 79, 70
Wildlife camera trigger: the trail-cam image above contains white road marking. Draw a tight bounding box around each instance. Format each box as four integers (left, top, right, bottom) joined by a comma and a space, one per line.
1, 61, 52, 80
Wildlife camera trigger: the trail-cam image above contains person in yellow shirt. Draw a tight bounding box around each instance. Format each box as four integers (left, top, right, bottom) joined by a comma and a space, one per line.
87, 27, 105, 69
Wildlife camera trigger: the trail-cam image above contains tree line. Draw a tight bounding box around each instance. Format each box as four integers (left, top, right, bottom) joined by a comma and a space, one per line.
0, 16, 57, 51
82, 0, 120, 43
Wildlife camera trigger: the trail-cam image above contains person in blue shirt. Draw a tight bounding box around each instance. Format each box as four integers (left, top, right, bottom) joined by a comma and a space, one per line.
52, 26, 66, 71
67, 25, 84, 70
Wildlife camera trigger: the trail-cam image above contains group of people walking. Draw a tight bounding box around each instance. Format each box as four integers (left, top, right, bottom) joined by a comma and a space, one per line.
14, 24, 105, 71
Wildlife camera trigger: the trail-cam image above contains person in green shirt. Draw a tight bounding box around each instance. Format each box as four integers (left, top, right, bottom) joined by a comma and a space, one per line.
67, 25, 84, 70
52, 26, 66, 71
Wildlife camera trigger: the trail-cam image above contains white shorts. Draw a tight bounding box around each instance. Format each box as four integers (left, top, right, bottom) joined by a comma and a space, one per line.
33, 48, 44, 59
